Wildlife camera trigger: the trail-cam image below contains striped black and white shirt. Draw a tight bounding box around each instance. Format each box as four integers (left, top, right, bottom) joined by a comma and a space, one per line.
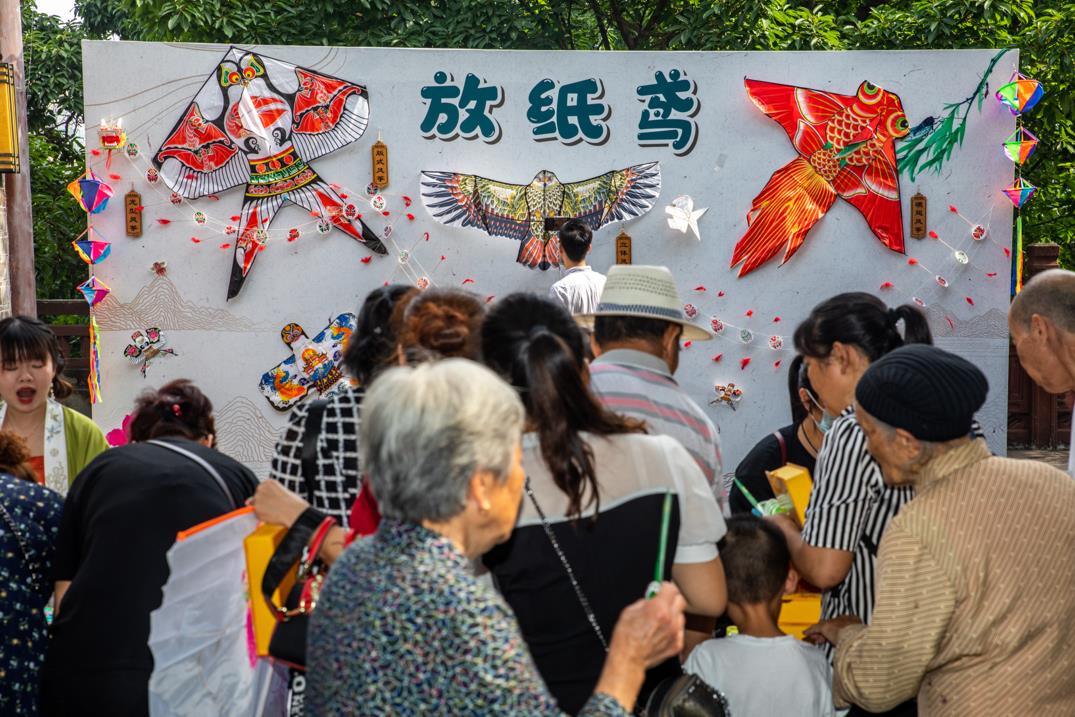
803, 407, 982, 635
803, 407, 914, 632
268, 388, 364, 525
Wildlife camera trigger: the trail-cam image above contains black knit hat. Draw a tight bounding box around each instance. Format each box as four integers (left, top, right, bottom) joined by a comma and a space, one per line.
855, 344, 988, 441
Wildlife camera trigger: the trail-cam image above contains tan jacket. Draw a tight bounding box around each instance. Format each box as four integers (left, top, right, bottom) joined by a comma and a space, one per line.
834, 439, 1075, 716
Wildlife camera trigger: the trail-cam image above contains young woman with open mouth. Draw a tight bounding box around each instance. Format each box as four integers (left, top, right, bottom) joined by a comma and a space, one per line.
0, 316, 108, 494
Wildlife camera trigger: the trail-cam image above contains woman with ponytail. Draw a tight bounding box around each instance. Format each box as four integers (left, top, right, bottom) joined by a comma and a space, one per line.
770, 293, 945, 717
480, 293, 726, 715
41, 380, 258, 717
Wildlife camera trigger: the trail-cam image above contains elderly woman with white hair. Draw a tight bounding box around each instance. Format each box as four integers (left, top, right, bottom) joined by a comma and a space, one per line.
307, 359, 688, 716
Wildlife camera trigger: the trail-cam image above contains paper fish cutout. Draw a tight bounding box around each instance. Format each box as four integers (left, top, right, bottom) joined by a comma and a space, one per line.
67, 170, 113, 214
259, 313, 355, 410
733, 79, 910, 276
152, 47, 387, 300
421, 163, 661, 270
78, 276, 111, 306
123, 327, 177, 377
665, 195, 707, 240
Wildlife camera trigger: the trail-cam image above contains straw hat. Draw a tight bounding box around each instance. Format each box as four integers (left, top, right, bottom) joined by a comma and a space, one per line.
579, 265, 714, 341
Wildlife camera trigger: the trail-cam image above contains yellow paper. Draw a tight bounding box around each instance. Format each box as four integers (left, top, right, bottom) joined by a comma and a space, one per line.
765, 463, 813, 527
244, 523, 296, 657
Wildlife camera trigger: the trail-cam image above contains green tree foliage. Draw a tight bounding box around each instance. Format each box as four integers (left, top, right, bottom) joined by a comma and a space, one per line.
24, 0, 1074, 304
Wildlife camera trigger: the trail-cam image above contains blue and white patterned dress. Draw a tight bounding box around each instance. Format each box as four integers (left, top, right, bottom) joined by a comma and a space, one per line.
0, 474, 63, 716
308, 519, 629, 716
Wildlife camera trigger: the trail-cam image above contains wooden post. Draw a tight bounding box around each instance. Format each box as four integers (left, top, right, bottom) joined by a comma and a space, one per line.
0, 0, 36, 317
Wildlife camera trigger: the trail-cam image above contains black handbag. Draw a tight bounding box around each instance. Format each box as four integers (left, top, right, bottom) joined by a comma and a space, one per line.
261, 399, 333, 670
643, 674, 730, 717
525, 481, 730, 717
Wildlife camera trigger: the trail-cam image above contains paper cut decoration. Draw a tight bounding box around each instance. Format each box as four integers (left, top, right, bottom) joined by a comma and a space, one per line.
72, 232, 112, 264
1003, 127, 1038, 165
665, 195, 707, 240
733, 79, 910, 276
123, 328, 178, 377
258, 313, 355, 411
710, 383, 744, 410
1003, 177, 1036, 208
151, 46, 387, 299
995, 73, 1043, 115
420, 163, 661, 270
78, 276, 111, 306
67, 170, 113, 214
88, 316, 103, 404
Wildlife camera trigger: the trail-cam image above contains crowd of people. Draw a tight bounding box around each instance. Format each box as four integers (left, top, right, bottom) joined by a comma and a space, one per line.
0, 221, 1073, 716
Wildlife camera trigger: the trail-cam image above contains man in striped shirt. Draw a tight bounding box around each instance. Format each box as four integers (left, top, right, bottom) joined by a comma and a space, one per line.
584, 266, 723, 493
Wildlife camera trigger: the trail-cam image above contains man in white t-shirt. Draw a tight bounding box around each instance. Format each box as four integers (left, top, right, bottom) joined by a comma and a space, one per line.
686, 515, 836, 717
1009, 269, 1075, 477
548, 219, 606, 316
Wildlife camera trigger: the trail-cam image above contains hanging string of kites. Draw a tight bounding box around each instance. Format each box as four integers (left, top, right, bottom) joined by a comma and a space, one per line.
995, 71, 1043, 295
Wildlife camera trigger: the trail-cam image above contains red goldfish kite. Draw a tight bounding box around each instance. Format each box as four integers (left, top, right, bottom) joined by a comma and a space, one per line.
732, 79, 911, 276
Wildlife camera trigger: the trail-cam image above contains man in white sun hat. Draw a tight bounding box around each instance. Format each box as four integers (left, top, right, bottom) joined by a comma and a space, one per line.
583, 265, 722, 490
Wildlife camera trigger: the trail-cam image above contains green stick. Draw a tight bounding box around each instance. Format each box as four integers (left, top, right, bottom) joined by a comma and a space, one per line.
646, 491, 674, 599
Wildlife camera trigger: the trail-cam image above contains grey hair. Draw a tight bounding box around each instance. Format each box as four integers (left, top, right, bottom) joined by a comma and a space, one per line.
360, 358, 525, 523
1010, 269, 1075, 333
871, 415, 939, 471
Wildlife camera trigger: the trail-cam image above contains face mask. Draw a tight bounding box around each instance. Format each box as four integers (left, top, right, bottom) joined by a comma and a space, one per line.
805, 389, 834, 434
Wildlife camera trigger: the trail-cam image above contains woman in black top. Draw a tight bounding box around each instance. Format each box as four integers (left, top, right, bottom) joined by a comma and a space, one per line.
40, 380, 257, 717
730, 355, 825, 514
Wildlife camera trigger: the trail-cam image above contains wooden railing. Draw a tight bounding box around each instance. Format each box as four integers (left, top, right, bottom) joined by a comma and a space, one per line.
36, 300, 90, 398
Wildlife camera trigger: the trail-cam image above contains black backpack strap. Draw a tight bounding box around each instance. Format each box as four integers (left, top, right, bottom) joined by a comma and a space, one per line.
299, 399, 330, 506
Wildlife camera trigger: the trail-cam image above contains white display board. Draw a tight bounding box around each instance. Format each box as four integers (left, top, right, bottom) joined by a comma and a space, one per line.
82, 41, 1016, 477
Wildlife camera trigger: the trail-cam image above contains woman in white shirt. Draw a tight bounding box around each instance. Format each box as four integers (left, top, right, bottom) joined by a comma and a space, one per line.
480, 292, 727, 715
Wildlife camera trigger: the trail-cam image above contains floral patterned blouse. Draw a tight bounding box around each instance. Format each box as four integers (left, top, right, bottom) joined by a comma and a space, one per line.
0, 474, 64, 716
308, 519, 629, 716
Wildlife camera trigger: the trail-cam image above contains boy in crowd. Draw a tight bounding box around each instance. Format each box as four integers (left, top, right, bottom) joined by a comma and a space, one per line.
685, 515, 835, 717
548, 219, 606, 316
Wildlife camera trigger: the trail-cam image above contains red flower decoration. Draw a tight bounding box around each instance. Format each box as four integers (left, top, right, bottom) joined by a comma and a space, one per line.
965, 296, 975, 306
219, 243, 231, 250
156, 218, 171, 225
880, 281, 894, 289
986, 272, 998, 278
948, 205, 958, 213
230, 215, 241, 222
462, 278, 475, 285
745, 310, 754, 317
928, 230, 939, 239
406, 213, 415, 221
908, 258, 919, 266
683, 340, 693, 348
773, 316, 781, 323
403, 196, 413, 207
693, 285, 707, 292
108, 173, 122, 181
712, 354, 723, 363
717, 291, 725, 297
190, 237, 201, 243
774, 360, 782, 369
740, 357, 752, 370
361, 256, 372, 264
90, 149, 101, 156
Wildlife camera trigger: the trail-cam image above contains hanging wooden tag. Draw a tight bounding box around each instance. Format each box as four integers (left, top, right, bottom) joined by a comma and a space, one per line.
910, 192, 927, 239
615, 230, 632, 264
371, 133, 389, 189
125, 190, 143, 238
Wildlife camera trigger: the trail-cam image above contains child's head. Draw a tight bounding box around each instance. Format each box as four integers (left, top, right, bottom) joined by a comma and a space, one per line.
720, 515, 795, 614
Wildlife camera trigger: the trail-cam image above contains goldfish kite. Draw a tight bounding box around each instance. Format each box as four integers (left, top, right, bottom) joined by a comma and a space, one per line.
733, 79, 910, 276
152, 47, 387, 300
421, 163, 661, 270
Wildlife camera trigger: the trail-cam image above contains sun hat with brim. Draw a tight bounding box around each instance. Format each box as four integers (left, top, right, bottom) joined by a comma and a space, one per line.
578, 265, 714, 341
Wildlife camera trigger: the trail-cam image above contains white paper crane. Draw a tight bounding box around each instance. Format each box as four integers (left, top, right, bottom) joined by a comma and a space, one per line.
665, 195, 707, 241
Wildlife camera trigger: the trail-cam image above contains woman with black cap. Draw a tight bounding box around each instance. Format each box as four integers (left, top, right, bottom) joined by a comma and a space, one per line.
768, 292, 936, 717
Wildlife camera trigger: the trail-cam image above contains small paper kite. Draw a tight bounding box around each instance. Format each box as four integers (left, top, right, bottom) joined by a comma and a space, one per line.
72, 234, 112, 265
259, 313, 355, 410
123, 328, 177, 378
152, 47, 387, 299
1003, 127, 1039, 165
995, 73, 1043, 115
78, 276, 111, 306
1002, 178, 1036, 208
421, 163, 661, 270
67, 170, 113, 214
710, 382, 744, 410
665, 195, 707, 240
733, 79, 910, 276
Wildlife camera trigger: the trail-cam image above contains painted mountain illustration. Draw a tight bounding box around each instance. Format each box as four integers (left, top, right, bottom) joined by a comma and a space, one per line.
214, 396, 282, 464
94, 275, 266, 331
